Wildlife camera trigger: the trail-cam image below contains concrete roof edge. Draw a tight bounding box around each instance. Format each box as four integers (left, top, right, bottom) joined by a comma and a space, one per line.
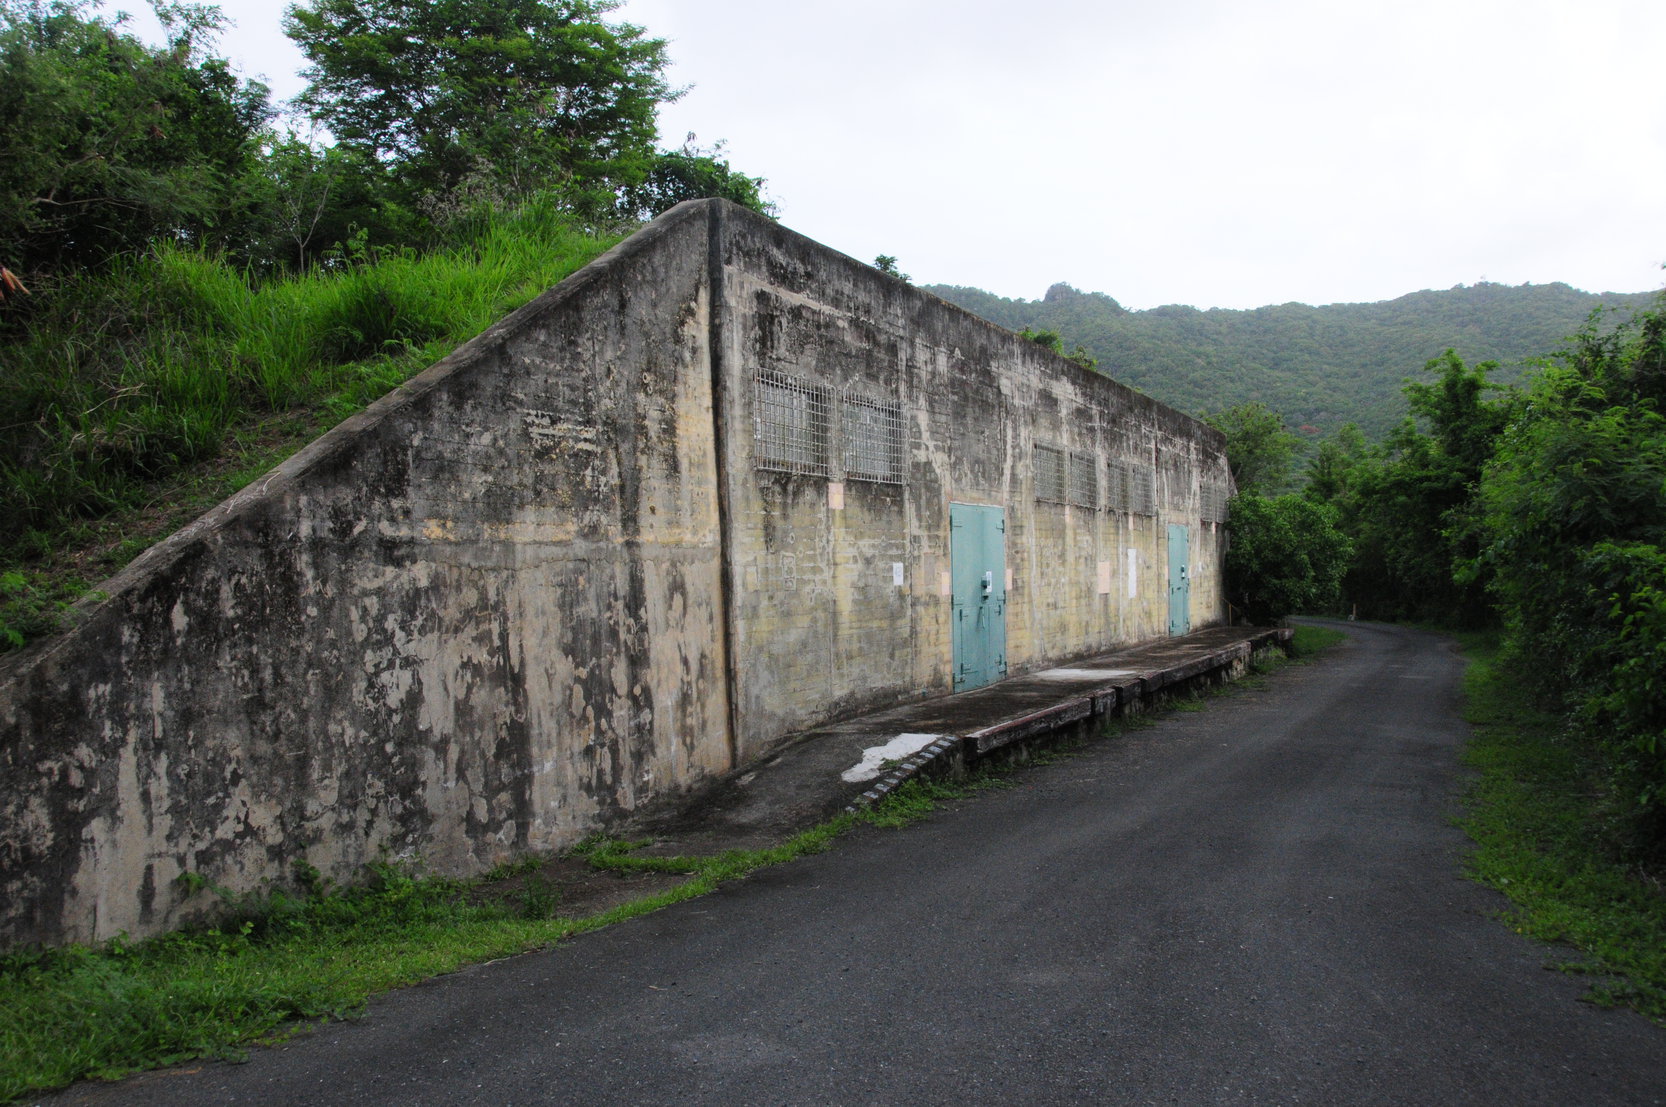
705, 199, 1225, 448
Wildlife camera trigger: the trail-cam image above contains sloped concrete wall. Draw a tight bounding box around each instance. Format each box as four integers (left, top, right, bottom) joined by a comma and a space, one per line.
0, 200, 1231, 947
0, 204, 732, 946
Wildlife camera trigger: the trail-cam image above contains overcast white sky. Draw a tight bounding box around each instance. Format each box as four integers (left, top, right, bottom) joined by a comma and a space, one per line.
133, 0, 1666, 309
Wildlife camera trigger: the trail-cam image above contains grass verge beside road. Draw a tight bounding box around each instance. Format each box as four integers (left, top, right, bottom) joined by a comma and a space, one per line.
1458, 632, 1666, 1022
1287, 623, 1347, 658
0, 628, 1338, 1101
0, 776, 1001, 1103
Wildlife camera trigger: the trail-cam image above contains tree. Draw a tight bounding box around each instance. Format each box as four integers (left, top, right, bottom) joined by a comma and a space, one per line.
1403, 349, 1508, 478
873, 255, 910, 282
1224, 492, 1351, 625
1474, 301, 1666, 853
1303, 422, 1367, 503
235, 133, 409, 272
617, 136, 775, 221
1018, 326, 1097, 371
284, 0, 675, 208
1204, 401, 1300, 494
1332, 352, 1510, 624
0, 0, 271, 274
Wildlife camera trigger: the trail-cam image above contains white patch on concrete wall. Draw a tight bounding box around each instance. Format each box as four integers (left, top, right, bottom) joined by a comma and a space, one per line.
892, 562, 904, 587
828, 482, 844, 510
1127, 548, 1138, 599
1096, 560, 1112, 596
523, 408, 599, 453
840, 732, 944, 783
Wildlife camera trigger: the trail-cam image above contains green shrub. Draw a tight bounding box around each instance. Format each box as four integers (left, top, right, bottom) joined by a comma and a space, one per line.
1475, 301, 1666, 856
1225, 492, 1352, 624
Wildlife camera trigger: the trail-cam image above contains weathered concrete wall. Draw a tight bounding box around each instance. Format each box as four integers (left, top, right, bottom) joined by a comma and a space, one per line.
0, 204, 732, 946
710, 205, 1232, 759
0, 199, 1230, 947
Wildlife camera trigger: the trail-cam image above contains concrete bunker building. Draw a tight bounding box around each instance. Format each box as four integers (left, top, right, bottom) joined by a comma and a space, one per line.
0, 200, 1234, 946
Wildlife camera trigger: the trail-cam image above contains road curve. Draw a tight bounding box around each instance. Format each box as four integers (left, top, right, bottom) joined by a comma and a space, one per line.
51, 622, 1666, 1105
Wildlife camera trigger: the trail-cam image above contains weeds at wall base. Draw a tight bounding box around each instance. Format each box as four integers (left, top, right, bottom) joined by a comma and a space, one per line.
0, 631, 1336, 1102
0, 773, 996, 1102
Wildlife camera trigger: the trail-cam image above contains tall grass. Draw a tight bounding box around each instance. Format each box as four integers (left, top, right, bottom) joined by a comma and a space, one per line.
1459, 632, 1666, 1022
0, 202, 619, 648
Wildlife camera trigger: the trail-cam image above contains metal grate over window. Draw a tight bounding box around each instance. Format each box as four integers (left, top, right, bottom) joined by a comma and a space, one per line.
1108, 459, 1156, 515
754, 373, 830, 476
842, 392, 905, 483
1069, 451, 1098, 508
1106, 459, 1129, 512
1034, 444, 1067, 502
1128, 465, 1157, 515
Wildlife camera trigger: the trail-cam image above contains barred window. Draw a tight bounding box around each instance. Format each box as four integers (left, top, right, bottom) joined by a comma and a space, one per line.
1068, 451, 1097, 508
842, 392, 905, 483
1033, 444, 1067, 502
1107, 459, 1156, 515
1106, 459, 1129, 512
754, 373, 830, 476
1128, 465, 1157, 515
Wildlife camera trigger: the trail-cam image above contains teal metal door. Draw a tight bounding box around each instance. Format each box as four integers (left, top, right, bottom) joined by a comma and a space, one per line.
1167, 524, 1191, 636
951, 503, 1007, 691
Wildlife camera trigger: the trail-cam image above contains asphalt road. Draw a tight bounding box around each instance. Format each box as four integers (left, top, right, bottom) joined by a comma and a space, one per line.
52, 621, 1666, 1105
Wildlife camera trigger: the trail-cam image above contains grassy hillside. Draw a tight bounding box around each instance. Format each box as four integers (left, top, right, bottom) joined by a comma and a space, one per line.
0, 202, 618, 648
925, 280, 1658, 437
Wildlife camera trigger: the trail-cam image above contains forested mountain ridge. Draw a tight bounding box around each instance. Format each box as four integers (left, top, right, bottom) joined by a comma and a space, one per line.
924, 280, 1658, 437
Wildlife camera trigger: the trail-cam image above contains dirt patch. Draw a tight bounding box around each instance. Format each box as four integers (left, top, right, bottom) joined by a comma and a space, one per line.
464, 753, 864, 920
468, 853, 694, 920
58, 410, 329, 585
